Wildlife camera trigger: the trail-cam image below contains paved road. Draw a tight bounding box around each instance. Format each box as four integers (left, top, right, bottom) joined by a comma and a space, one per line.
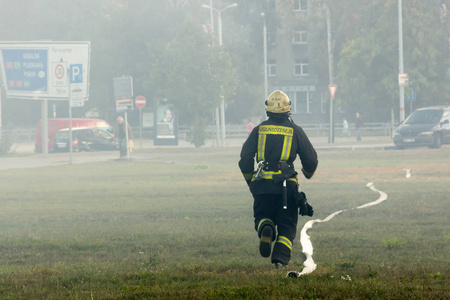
2, 135, 396, 171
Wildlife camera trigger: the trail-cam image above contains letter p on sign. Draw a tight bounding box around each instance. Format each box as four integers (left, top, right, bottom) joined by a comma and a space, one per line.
70, 64, 83, 83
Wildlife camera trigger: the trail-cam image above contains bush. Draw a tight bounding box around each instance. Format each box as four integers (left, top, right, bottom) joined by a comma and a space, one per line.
187, 117, 209, 148
0, 131, 14, 156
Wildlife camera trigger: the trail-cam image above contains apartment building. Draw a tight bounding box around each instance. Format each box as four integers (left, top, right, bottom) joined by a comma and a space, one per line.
267, 0, 332, 124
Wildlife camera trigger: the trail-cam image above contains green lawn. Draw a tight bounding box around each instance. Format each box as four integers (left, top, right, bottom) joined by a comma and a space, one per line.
0, 147, 449, 299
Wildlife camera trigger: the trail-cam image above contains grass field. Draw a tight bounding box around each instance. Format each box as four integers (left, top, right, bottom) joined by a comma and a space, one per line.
0, 146, 449, 299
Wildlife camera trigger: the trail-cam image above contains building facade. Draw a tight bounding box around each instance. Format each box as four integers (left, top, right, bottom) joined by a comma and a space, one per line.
267, 0, 332, 124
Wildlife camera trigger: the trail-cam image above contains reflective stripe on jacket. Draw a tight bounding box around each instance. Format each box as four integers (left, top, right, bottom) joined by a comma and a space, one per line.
239, 114, 318, 195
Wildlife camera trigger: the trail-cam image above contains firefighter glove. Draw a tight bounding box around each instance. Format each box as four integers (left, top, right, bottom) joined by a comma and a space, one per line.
296, 191, 314, 217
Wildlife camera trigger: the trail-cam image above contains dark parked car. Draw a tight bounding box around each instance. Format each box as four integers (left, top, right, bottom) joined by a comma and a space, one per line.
53, 127, 117, 152
393, 106, 450, 149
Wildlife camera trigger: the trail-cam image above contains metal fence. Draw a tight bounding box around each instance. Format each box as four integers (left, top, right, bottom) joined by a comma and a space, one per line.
217, 122, 395, 137
1, 128, 36, 142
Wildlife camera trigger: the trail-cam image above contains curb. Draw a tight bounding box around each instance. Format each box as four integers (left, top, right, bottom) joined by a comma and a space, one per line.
315, 145, 397, 151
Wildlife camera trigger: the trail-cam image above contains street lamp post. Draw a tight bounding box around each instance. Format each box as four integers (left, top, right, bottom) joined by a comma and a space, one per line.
203, 2, 220, 147
207, 1, 220, 147
208, 0, 214, 33
398, 0, 405, 122
323, 4, 335, 144
201, 3, 237, 146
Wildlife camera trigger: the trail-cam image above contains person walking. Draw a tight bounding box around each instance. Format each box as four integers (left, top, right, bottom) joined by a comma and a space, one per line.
247, 119, 254, 135
239, 90, 318, 269
342, 118, 350, 137
355, 112, 364, 141
115, 116, 133, 159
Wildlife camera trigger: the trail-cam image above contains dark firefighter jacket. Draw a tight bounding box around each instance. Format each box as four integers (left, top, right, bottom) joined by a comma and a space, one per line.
239, 113, 318, 195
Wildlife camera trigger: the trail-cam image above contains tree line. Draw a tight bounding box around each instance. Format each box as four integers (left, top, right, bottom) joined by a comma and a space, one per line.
0, 0, 448, 145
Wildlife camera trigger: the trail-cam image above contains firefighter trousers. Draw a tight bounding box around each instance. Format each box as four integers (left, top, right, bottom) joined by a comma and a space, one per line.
253, 192, 299, 265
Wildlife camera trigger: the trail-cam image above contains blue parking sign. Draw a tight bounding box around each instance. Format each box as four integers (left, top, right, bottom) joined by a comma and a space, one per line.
70, 64, 82, 83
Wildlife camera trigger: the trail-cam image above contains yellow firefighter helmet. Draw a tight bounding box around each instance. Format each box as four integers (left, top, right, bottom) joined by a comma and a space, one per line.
265, 90, 291, 113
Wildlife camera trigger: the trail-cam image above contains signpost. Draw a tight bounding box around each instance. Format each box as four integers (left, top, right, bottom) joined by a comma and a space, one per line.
328, 84, 337, 143
0, 41, 90, 156
135, 95, 146, 150
0, 88, 2, 140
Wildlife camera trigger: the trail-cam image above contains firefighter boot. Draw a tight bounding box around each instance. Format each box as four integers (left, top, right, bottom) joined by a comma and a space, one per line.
274, 261, 287, 269
259, 225, 274, 258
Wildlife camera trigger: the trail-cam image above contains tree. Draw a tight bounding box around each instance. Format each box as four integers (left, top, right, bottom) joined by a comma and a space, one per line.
224, 0, 275, 122
337, 0, 449, 121
0, 0, 116, 124
145, 18, 238, 147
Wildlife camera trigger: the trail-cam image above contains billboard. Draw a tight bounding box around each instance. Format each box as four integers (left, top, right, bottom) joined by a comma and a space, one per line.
0, 41, 90, 100
154, 103, 178, 146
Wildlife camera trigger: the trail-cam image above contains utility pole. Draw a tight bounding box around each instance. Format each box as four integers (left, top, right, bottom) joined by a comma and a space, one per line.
398, 0, 405, 122
208, 0, 214, 33
210, 0, 220, 148
0, 87, 2, 140
324, 4, 335, 143
217, 8, 226, 146
42, 100, 48, 154
201, 3, 238, 146
203, 2, 221, 147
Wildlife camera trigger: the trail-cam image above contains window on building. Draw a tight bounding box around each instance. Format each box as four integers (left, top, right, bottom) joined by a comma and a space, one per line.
268, 59, 277, 77
293, 91, 311, 114
294, 59, 309, 76
293, 30, 307, 44
286, 91, 295, 110
293, 0, 307, 11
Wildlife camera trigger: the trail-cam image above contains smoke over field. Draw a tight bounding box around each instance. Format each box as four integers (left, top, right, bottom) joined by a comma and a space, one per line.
0, 147, 449, 299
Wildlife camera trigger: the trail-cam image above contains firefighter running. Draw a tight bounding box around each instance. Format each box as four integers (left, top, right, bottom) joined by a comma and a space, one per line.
239, 90, 318, 269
